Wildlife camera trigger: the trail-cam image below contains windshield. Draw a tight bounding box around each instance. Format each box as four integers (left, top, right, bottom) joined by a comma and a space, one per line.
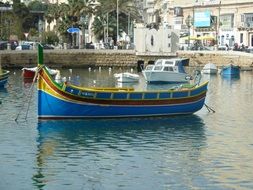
145, 65, 153, 71
155, 60, 162, 65
164, 61, 173, 65
154, 66, 163, 71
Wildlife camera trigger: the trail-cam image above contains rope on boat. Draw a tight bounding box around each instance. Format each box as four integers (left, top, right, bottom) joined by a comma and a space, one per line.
15, 65, 43, 122
193, 70, 202, 86
204, 103, 215, 113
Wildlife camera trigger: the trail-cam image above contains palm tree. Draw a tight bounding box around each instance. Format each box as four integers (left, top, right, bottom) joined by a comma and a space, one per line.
94, 0, 142, 43
56, 0, 94, 45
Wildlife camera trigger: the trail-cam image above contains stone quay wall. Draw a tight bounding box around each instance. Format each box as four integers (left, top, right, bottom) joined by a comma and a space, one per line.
178, 51, 253, 68
0, 49, 138, 69
0, 49, 253, 69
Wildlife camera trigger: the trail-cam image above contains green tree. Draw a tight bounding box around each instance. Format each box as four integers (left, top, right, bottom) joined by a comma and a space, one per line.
28, 0, 48, 12
12, 0, 32, 39
56, 0, 94, 44
42, 31, 59, 44
94, 0, 141, 42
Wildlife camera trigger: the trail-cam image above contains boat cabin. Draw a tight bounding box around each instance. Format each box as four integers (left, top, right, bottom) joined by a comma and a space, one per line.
144, 58, 189, 73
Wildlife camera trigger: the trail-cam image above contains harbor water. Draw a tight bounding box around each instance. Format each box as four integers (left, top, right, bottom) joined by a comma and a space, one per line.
0, 68, 253, 190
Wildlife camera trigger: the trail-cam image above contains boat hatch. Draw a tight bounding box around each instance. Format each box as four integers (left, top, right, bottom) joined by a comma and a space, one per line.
180, 59, 190, 66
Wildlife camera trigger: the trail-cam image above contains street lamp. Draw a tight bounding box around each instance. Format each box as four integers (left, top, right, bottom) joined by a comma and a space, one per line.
80, 15, 88, 49
185, 15, 193, 50
116, 0, 119, 43
103, 21, 107, 43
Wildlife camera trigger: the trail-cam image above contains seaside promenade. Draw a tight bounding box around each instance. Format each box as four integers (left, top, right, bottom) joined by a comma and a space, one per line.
0, 49, 253, 69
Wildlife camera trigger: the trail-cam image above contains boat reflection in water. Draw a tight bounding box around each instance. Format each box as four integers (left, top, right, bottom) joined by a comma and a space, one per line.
33, 115, 206, 189
221, 74, 240, 87
222, 74, 240, 81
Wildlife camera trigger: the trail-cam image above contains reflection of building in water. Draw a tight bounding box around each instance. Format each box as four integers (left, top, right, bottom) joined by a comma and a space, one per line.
32, 135, 58, 189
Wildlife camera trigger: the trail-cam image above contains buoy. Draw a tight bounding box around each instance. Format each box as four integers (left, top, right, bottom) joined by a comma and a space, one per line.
131, 68, 133, 73
88, 67, 91, 72
69, 69, 72, 74
99, 67, 101, 72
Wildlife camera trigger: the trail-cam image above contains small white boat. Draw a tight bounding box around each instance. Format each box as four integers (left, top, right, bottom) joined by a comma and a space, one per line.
114, 72, 140, 83
142, 58, 190, 83
201, 63, 218, 74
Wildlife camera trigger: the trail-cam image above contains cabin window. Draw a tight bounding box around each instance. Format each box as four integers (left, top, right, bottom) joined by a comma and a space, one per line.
163, 67, 173, 71
156, 60, 162, 65
145, 65, 153, 70
168, 43, 171, 47
164, 61, 173, 65
154, 66, 163, 71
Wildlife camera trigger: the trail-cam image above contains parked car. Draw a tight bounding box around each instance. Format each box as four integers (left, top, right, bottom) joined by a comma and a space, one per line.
245, 47, 253, 53
0, 41, 8, 50
218, 45, 227, 50
0, 40, 18, 50
85, 42, 95, 49
42, 44, 54, 49
15, 44, 32, 50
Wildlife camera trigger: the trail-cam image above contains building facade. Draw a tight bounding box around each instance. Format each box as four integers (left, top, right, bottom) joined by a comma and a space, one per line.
158, 0, 253, 48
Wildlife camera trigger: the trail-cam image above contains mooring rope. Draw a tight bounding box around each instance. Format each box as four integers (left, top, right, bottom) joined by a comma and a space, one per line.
204, 103, 215, 113
15, 65, 44, 122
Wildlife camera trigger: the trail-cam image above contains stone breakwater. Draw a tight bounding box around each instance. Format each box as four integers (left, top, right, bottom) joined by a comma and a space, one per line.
0, 49, 253, 69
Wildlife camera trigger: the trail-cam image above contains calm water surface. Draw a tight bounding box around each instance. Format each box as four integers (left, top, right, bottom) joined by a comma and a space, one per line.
0, 68, 253, 190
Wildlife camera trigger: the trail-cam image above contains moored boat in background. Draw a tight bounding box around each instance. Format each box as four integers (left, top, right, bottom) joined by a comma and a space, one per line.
201, 63, 218, 74
37, 44, 209, 119
221, 64, 240, 76
114, 72, 140, 83
0, 69, 10, 88
22, 66, 58, 79
142, 58, 191, 83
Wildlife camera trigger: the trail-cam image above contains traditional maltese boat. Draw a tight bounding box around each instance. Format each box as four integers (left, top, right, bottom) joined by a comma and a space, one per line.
37, 44, 208, 119
221, 64, 240, 76
0, 69, 10, 88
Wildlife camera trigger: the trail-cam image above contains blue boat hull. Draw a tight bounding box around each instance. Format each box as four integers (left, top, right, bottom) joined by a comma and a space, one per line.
221, 65, 240, 75
38, 90, 206, 118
